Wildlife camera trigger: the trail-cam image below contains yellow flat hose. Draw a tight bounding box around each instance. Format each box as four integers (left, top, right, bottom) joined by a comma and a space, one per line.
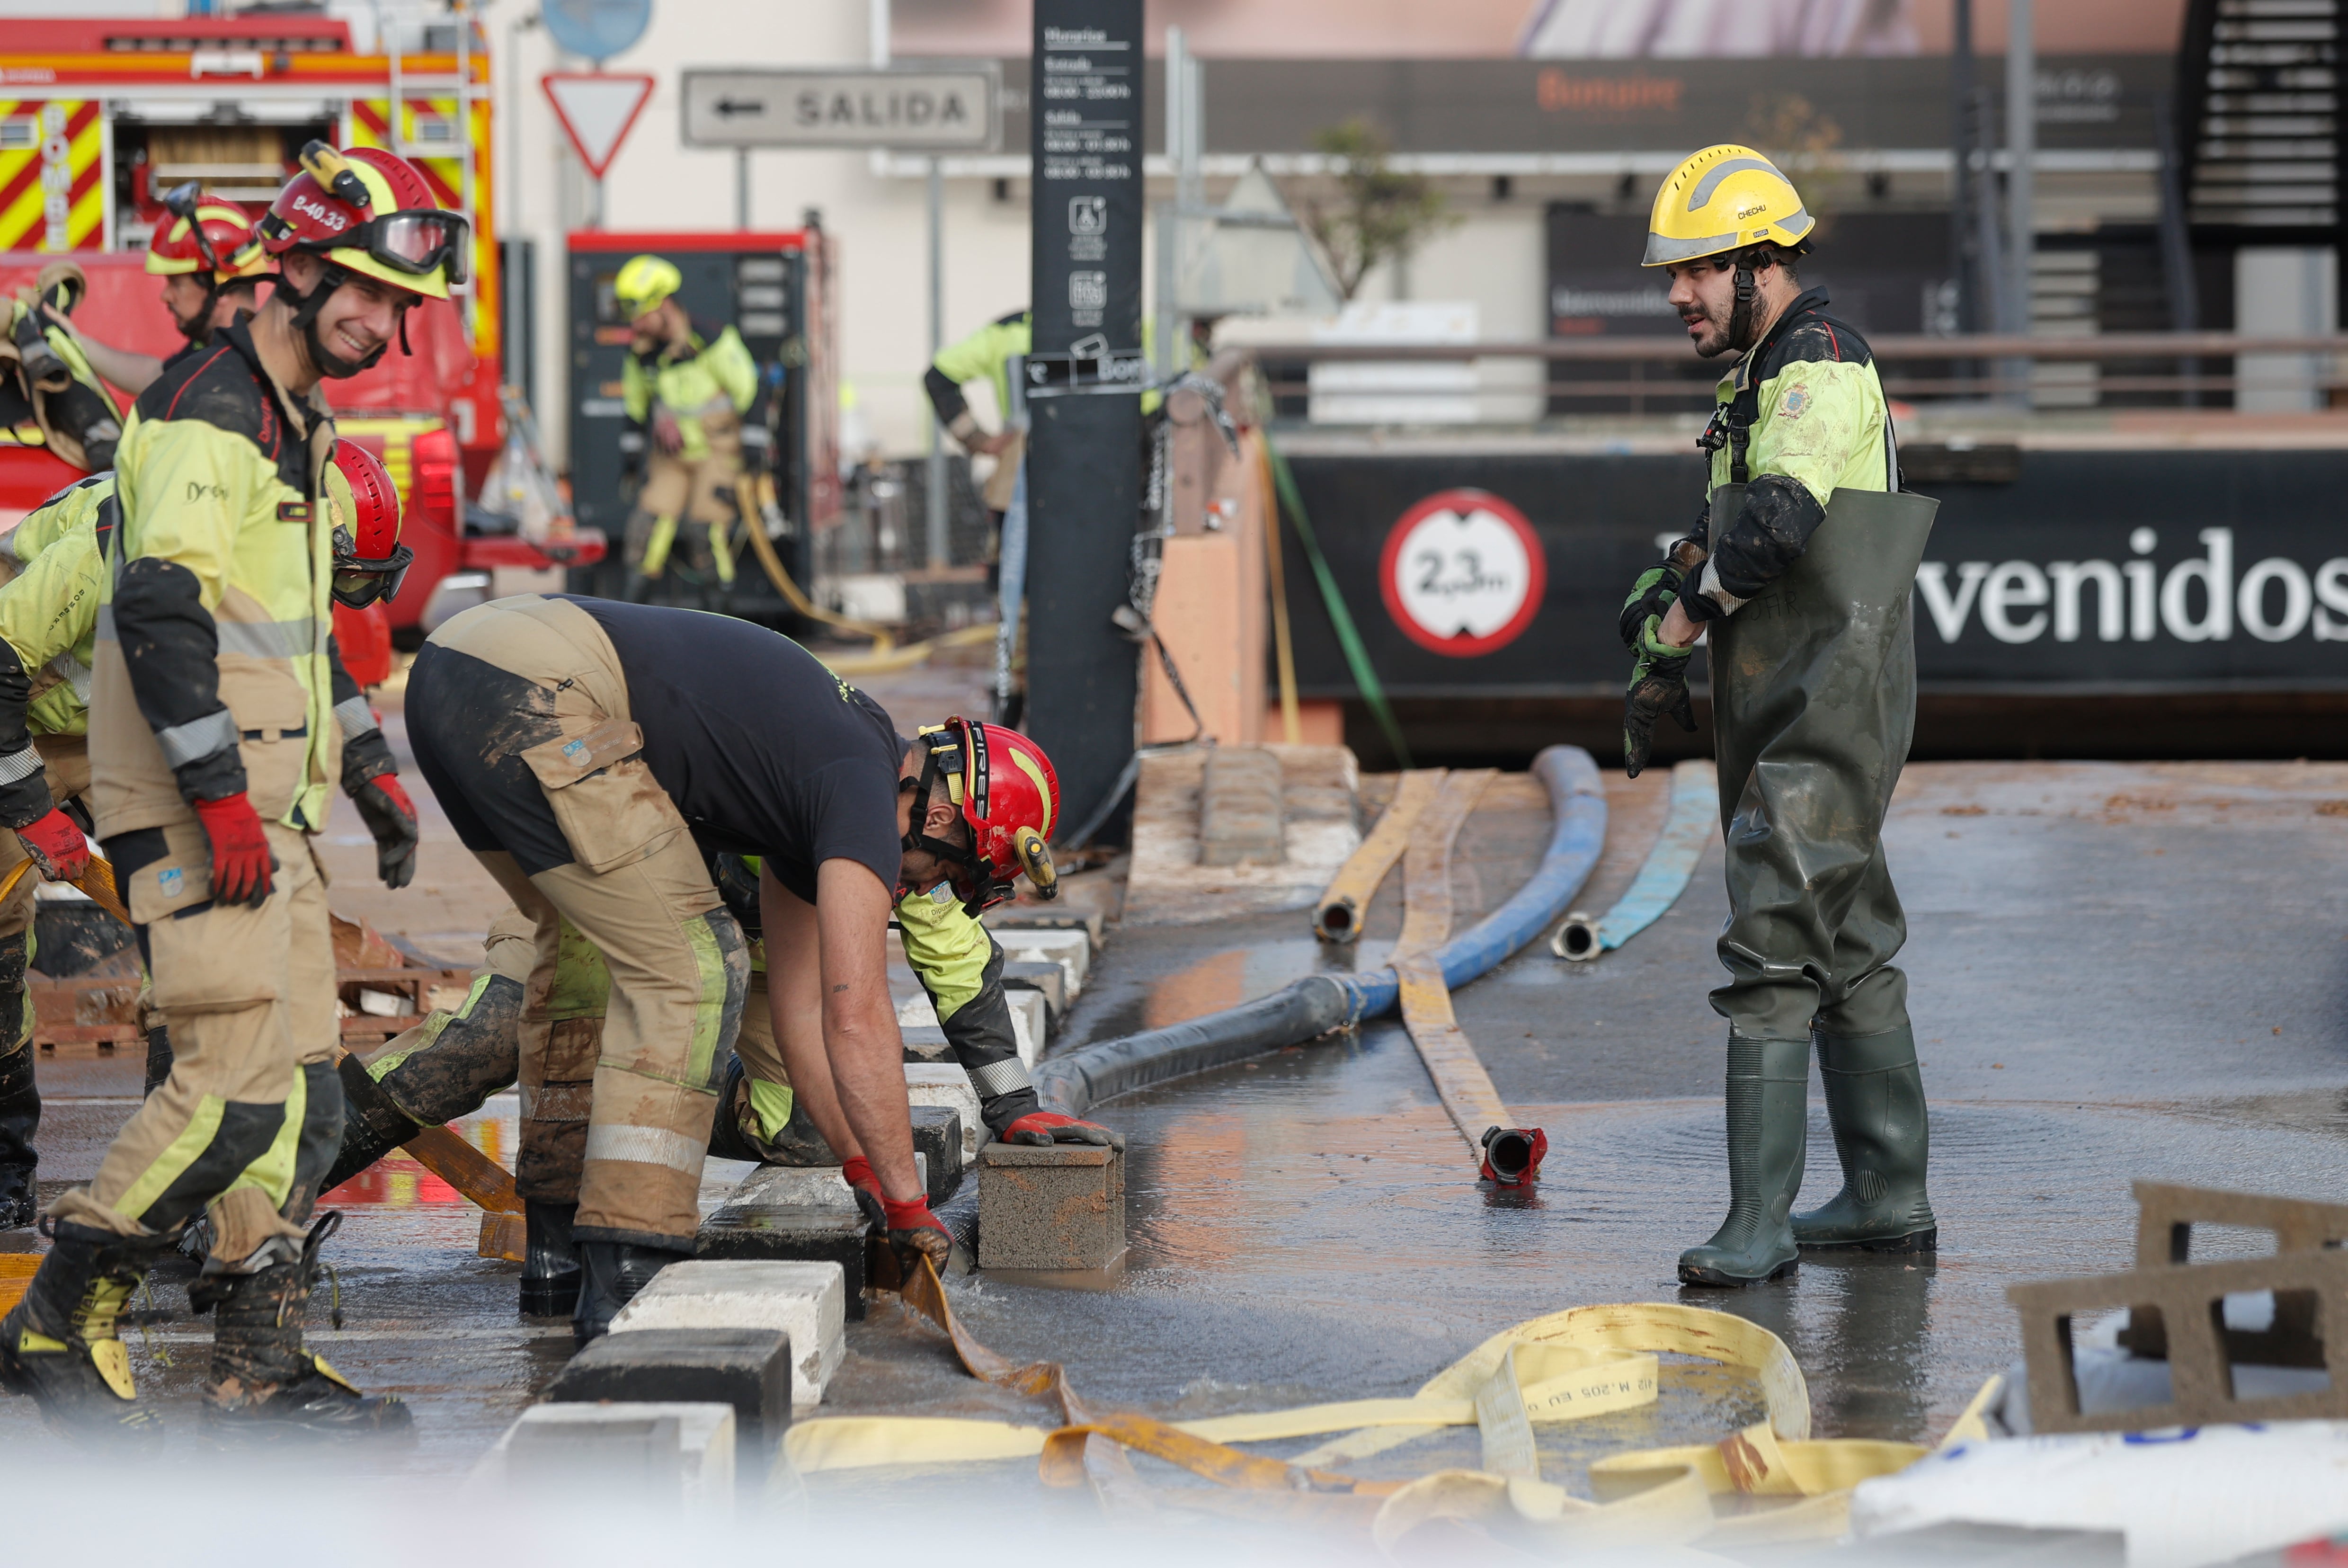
1384, 768, 1512, 1155
735, 472, 897, 656
792, 1265, 1953, 1548
1314, 769, 1445, 943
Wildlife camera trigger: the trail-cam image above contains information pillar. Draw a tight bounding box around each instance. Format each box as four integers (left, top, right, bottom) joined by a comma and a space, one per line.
1025, 0, 1148, 841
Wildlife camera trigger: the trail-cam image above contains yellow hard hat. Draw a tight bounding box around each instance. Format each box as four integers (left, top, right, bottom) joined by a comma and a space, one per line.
614, 254, 682, 322
1641, 144, 1814, 268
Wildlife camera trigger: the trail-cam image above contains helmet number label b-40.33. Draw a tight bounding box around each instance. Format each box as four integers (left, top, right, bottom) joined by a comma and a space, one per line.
1379, 489, 1548, 659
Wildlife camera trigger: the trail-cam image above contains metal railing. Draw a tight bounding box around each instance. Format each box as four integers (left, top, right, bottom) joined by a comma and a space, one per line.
1242, 332, 2348, 407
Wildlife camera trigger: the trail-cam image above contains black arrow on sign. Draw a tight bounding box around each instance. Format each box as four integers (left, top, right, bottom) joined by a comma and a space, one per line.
713, 97, 765, 117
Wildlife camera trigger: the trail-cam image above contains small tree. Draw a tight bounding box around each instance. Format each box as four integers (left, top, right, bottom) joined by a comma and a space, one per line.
1302, 118, 1457, 302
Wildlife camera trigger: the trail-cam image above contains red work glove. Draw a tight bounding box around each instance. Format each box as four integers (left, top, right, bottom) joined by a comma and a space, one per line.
349, 774, 419, 890
651, 408, 683, 455
192, 792, 274, 907
1003, 1111, 1125, 1151
840, 1155, 888, 1231
883, 1192, 952, 1278
1478, 1126, 1548, 1188
15, 807, 90, 882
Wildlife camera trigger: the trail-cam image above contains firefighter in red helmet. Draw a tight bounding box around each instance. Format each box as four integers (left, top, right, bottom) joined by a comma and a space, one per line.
60, 184, 277, 399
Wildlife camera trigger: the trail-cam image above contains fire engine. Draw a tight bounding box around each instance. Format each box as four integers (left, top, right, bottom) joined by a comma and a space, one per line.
0, 9, 598, 648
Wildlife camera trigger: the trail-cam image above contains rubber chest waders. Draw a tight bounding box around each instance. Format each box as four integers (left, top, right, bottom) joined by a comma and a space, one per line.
1677, 478, 1938, 1286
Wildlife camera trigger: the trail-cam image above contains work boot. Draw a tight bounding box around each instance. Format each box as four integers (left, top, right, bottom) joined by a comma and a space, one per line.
0, 1046, 37, 1229
572, 1238, 688, 1346
318, 1051, 423, 1196
1678, 1036, 1809, 1288
0, 1219, 166, 1447
520, 1200, 580, 1318
200, 1212, 411, 1437
1792, 1025, 1937, 1252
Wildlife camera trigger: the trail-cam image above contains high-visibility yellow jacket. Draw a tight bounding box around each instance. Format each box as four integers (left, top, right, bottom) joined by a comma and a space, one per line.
1, 297, 123, 472
0, 472, 111, 746
1680, 287, 1893, 621
622, 322, 757, 463
89, 320, 341, 838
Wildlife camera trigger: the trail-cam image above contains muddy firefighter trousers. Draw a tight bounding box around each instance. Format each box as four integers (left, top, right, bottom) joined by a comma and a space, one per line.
404, 594, 747, 1248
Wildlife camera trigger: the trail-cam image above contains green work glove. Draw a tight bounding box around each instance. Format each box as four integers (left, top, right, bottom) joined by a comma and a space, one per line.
1623, 617, 1698, 778
1619, 561, 1687, 651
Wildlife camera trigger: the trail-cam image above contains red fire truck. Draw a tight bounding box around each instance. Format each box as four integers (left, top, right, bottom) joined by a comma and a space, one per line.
0, 10, 597, 644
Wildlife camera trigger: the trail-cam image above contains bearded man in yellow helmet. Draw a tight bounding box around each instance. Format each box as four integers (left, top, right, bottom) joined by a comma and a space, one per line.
1617, 145, 1941, 1288
0, 143, 462, 1443
611, 254, 759, 606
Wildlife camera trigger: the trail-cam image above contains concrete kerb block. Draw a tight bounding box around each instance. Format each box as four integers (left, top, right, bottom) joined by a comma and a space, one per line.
611, 1259, 847, 1408
987, 907, 1104, 950
901, 1024, 953, 1062
697, 1167, 871, 1322
899, 991, 1045, 1064
910, 1104, 964, 1205
2119, 1182, 2348, 1363
1003, 959, 1067, 1017
976, 1140, 1126, 1271
1199, 747, 1287, 866
471, 1402, 736, 1515
995, 927, 1092, 998
906, 1062, 982, 1162
547, 1327, 792, 1434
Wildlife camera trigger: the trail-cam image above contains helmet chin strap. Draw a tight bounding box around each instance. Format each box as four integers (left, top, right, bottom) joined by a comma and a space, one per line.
272, 264, 389, 379
899, 745, 992, 913
1724, 247, 1778, 355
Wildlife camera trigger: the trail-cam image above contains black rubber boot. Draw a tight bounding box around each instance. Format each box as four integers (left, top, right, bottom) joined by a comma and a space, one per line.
141, 1023, 173, 1099
520, 1201, 580, 1318
200, 1212, 411, 1437
0, 1046, 37, 1230
318, 1052, 424, 1197
572, 1238, 689, 1347
1792, 1025, 1937, 1252
1678, 1036, 1809, 1288
0, 1219, 166, 1447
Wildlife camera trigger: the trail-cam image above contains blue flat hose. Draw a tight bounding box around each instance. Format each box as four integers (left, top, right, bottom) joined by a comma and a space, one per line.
1036, 746, 1607, 1117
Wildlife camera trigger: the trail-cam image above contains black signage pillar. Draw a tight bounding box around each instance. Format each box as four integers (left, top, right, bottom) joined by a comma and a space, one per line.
1026, 0, 1147, 841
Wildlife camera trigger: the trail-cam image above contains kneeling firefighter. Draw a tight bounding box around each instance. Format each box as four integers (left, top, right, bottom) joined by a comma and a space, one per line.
320, 828, 1119, 1318
1618, 145, 1940, 1288
611, 254, 758, 606
0, 143, 445, 1443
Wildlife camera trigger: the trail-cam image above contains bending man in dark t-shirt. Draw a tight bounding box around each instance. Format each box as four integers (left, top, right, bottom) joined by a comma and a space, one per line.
403, 594, 1060, 1340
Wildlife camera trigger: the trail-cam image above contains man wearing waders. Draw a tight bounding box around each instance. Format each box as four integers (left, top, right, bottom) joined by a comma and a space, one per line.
1617, 145, 1940, 1287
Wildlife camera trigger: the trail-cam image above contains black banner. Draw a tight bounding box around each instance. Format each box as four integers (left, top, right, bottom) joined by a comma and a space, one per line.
1025, 0, 1146, 838
1277, 446, 2348, 698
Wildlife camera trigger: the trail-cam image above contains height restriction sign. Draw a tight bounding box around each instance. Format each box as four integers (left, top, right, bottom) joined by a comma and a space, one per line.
1379, 489, 1548, 658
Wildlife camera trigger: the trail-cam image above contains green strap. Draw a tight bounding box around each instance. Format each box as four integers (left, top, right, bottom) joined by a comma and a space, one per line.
1263, 436, 1412, 767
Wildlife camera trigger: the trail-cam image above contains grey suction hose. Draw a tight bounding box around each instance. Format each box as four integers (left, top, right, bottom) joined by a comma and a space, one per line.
1035, 746, 1607, 1117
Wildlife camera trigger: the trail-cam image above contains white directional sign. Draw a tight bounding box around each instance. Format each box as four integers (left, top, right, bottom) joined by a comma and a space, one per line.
542, 72, 657, 179
681, 65, 1000, 152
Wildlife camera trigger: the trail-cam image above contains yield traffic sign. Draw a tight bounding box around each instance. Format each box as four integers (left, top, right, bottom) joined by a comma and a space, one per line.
542, 72, 657, 179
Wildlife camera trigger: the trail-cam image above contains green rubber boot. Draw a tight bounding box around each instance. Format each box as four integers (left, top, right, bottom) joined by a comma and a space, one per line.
1678, 1036, 1809, 1287
1792, 1025, 1936, 1252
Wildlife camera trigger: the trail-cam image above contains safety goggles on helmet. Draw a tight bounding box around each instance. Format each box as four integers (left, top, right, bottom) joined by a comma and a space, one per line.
353, 207, 472, 288
161, 182, 224, 274
899, 717, 1060, 916
327, 439, 414, 609
331, 544, 414, 609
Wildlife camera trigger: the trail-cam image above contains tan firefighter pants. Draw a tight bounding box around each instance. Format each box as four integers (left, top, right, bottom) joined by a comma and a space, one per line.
54, 817, 338, 1264
406, 595, 747, 1247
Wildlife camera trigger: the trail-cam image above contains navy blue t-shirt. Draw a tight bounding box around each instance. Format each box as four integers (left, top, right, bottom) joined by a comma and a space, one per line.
565, 597, 902, 903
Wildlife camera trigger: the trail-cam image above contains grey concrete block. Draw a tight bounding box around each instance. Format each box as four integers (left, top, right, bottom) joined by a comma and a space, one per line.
1199, 747, 1286, 866
910, 1104, 963, 1205
1003, 960, 1066, 1016
900, 990, 1042, 1063
994, 926, 1092, 997
697, 1167, 869, 1322
901, 1024, 953, 1062
986, 907, 1104, 950
976, 1140, 1126, 1271
906, 1062, 982, 1161
610, 1259, 846, 1407
471, 1403, 736, 1514
547, 1327, 792, 1434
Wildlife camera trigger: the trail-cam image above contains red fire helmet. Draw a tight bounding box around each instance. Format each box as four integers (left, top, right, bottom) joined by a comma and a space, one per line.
902, 718, 1061, 914
326, 439, 413, 610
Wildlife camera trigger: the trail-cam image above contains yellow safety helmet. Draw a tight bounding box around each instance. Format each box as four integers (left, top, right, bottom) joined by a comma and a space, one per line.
614, 254, 682, 323
1641, 144, 1814, 269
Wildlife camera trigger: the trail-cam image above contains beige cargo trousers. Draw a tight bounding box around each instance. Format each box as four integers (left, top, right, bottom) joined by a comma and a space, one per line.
404, 595, 747, 1247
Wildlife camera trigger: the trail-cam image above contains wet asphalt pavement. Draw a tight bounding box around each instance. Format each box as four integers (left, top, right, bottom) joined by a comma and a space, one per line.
6, 712, 2346, 1501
